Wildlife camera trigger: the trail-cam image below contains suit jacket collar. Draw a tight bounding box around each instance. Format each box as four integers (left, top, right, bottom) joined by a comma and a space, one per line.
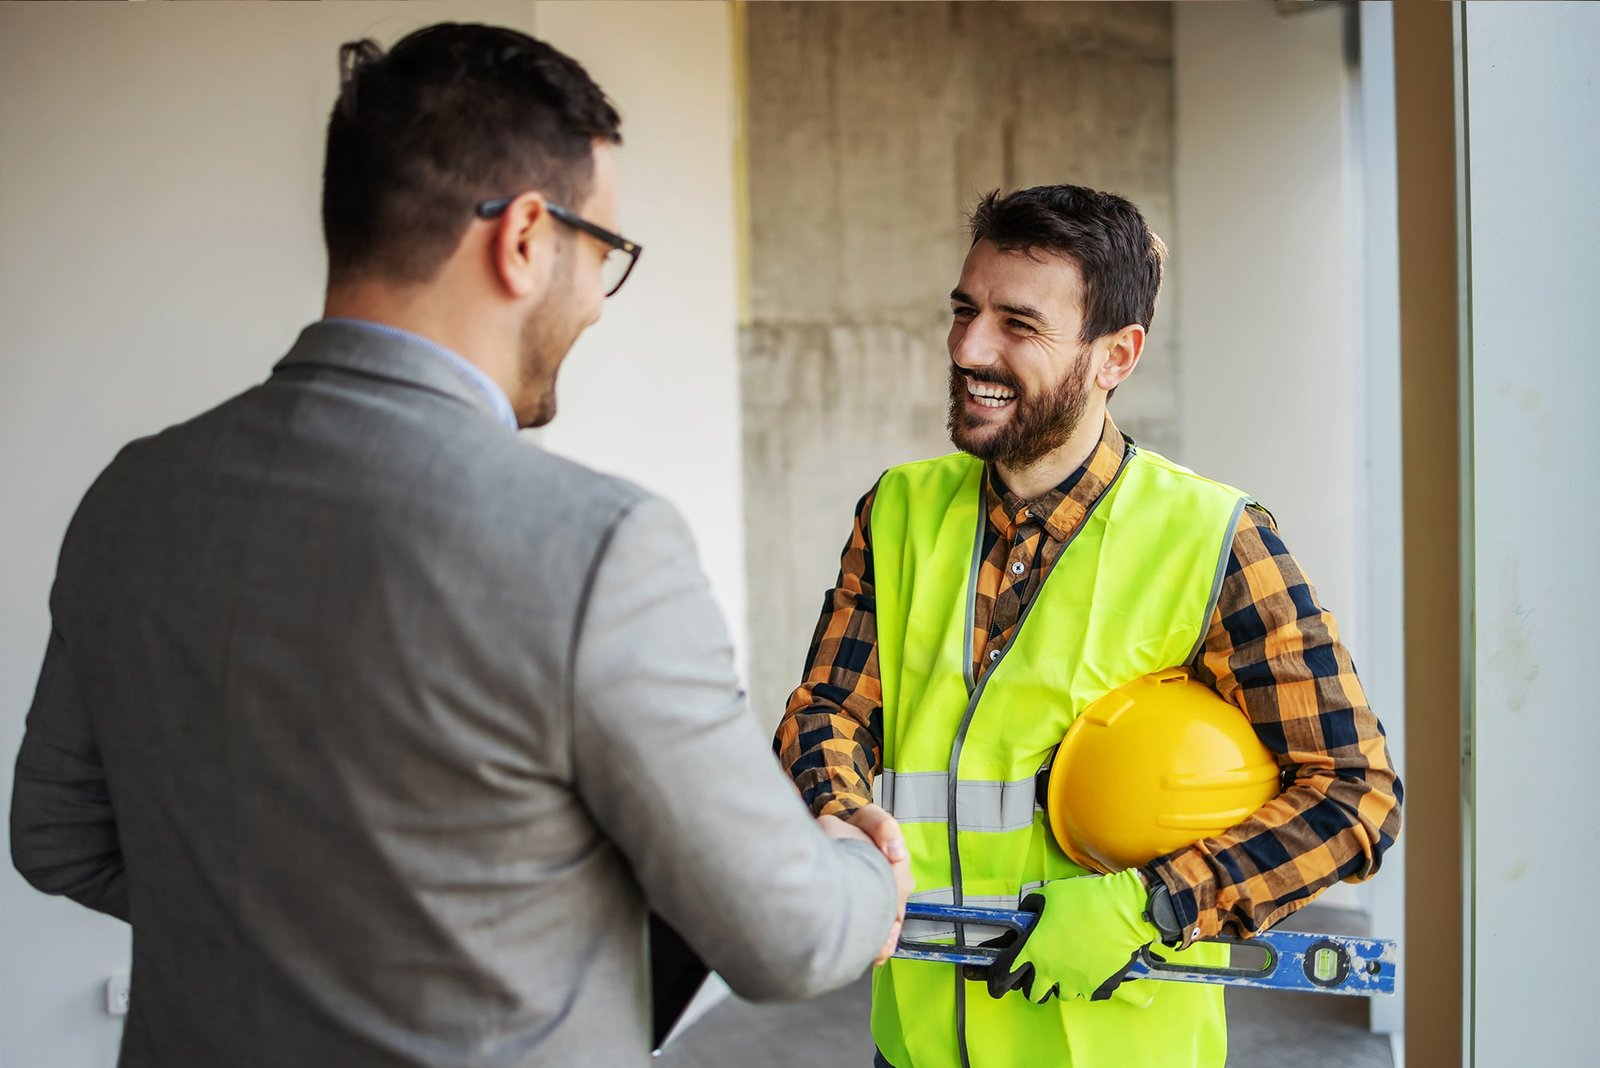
273, 320, 513, 427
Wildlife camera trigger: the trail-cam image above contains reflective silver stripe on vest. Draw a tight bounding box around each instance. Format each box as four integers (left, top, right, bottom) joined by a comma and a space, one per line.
874, 769, 1039, 832
899, 883, 1046, 943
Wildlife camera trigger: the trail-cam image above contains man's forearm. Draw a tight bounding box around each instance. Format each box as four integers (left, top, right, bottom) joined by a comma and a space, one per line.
1160, 509, 1402, 942
572, 495, 896, 1002
11, 628, 131, 922
772, 704, 879, 817
776, 484, 886, 816
1145, 762, 1399, 944
11, 733, 130, 922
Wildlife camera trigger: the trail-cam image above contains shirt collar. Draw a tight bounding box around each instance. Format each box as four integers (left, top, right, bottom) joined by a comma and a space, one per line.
318, 318, 518, 431
984, 413, 1129, 543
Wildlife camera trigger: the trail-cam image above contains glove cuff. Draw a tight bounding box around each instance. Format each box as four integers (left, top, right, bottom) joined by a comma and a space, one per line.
1105, 867, 1163, 943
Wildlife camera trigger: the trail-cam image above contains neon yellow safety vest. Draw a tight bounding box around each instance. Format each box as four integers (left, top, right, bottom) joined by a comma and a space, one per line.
868, 444, 1250, 1068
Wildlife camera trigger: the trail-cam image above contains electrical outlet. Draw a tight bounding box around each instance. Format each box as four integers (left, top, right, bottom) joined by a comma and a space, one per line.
105, 974, 130, 1016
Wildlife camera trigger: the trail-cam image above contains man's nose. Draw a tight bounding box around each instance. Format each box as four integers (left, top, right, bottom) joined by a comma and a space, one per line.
951, 316, 1000, 370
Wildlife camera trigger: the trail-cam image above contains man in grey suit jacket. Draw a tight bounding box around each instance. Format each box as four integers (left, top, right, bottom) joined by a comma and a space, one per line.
10, 23, 908, 1067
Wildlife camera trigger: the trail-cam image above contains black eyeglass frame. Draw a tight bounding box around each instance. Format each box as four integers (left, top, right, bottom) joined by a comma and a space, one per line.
474, 196, 642, 297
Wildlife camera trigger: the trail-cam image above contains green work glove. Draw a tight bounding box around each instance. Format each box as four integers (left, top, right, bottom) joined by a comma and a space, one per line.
988, 869, 1159, 1005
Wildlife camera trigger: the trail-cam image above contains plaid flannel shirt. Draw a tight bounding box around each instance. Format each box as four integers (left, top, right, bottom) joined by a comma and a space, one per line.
773, 415, 1402, 942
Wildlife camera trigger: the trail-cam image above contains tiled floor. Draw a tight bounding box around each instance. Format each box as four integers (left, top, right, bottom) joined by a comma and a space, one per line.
657, 905, 1394, 1067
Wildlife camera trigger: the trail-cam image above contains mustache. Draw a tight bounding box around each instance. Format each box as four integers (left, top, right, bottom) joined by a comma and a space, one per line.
950, 364, 1022, 392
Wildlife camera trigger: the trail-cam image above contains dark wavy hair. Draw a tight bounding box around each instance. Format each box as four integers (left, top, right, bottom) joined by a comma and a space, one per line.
322, 23, 622, 286
969, 185, 1167, 342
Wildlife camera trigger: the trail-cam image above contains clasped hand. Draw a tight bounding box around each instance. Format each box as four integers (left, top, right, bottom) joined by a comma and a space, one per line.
986, 868, 1159, 1006
817, 803, 913, 966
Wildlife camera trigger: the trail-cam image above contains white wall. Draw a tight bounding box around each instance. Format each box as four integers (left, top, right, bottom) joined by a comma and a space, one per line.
1173, 0, 1358, 640
534, 1, 746, 664
1173, 1, 1371, 914
1460, 4, 1600, 1063
0, 4, 740, 1065
1354, 2, 1407, 1039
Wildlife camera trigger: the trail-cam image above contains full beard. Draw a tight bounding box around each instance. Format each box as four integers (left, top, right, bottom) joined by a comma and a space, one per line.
946, 345, 1095, 469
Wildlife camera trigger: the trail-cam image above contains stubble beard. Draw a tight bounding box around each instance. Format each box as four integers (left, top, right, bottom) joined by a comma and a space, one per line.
946, 345, 1095, 469
517, 242, 580, 429
517, 313, 560, 428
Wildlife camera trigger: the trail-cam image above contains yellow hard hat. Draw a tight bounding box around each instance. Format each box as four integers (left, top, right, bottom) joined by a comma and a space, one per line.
1046, 668, 1280, 874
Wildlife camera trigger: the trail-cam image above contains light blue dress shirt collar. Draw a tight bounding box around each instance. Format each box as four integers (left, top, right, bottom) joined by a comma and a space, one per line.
320, 318, 518, 431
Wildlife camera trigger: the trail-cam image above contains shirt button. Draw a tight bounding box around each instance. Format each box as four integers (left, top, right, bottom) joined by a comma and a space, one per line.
1010, 561, 1026, 575
1022, 509, 1031, 520
988, 649, 1001, 662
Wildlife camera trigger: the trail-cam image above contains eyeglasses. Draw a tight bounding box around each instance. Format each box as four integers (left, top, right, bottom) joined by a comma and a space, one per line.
474, 196, 642, 297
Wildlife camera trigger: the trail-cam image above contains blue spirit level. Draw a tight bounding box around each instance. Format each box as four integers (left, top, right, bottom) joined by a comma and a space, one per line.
894, 902, 1396, 997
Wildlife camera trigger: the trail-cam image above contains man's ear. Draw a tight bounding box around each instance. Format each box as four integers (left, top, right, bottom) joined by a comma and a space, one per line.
491, 192, 551, 298
1095, 324, 1145, 392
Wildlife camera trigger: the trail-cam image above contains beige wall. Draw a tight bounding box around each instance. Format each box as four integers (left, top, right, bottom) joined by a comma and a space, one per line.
740, 1, 1179, 727
0, 5, 738, 1065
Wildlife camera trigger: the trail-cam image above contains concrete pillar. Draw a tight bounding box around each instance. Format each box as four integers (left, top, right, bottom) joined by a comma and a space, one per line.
741, 1, 1178, 726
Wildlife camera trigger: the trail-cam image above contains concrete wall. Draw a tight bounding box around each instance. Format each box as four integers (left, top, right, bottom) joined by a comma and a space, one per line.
740, 1, 1179, 727
0, 5, 738, 1065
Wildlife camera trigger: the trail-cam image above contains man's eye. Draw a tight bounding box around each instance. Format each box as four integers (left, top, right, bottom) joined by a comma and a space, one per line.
952, 307, 975, 320
1008, 319, 1035, 332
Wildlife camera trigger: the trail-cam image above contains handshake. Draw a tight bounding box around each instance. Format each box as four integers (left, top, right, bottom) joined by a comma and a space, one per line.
816, 804, 915, 967
817, 806, 1164, 1004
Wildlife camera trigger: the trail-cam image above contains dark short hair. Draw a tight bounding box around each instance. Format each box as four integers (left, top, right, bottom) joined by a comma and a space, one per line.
323, 23, 622, 286
968, 185, 1167, 342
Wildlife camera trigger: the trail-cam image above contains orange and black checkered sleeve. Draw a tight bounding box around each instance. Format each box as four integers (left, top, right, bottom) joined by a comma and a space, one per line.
1147, 506, 1404, 944
772, 485, 884, 819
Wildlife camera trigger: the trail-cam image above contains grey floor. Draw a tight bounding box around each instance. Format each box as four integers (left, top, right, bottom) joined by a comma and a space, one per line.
657, 905, 1393, 1067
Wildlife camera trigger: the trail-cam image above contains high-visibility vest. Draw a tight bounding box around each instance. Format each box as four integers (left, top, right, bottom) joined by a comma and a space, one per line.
868, 445, 1248, 1068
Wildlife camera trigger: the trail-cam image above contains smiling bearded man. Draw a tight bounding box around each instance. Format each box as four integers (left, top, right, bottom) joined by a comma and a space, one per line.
947, 345, 1094, 470
773, 184, 1402, 1068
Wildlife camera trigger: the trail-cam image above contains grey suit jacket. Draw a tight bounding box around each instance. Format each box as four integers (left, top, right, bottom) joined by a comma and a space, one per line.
10, 322, 895, 1067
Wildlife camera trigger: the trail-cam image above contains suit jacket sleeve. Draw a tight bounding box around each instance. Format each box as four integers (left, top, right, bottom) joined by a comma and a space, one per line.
11, 617, 130, 922
569, 495, 897, 1002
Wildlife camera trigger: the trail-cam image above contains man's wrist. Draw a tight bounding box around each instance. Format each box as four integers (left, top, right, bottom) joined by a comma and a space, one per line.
1140, 867, 1184, 945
